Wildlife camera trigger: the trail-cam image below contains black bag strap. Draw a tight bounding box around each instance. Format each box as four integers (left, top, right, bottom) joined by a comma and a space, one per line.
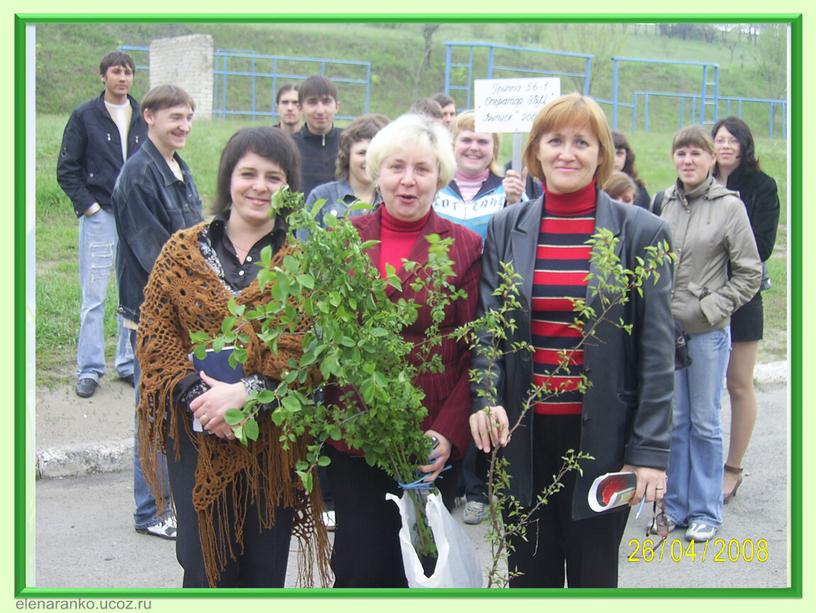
651, 189, 665, 216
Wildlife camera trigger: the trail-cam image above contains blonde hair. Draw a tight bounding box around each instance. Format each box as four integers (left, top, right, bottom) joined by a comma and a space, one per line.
522, 92, 614, 187
366, 113, 456, 189
451, 111, 502, 175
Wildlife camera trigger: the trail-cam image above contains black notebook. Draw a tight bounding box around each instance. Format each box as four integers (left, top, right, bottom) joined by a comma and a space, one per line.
189, 347, 245, 432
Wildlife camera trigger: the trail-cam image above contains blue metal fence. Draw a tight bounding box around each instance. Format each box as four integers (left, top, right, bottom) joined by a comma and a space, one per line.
610, 56, 720, 130
212, 49, 370, 121
443, 42, 592, 110
126, 41, 786, 139
120, 45, 371, 121
627, 91, 786, 138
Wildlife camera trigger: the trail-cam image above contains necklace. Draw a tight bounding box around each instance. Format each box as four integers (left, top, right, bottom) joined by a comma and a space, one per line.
225, 230, 258, 254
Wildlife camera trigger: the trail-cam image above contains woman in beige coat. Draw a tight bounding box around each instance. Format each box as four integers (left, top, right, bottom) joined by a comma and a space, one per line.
655, 125, 761, 542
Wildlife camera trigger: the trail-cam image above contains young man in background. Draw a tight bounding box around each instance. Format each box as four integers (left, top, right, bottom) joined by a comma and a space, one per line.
274, 83, 302, 134
292, 75, 343, 198
113, 84, 203, 540
57, 51, 146, 399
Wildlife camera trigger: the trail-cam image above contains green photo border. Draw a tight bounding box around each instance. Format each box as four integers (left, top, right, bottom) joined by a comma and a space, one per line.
15, 11, 802, 601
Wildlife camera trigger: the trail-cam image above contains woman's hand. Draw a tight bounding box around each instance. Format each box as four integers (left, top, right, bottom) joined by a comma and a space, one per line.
418, 430, 452, 483
469, 405, 510, 453
503, 169, 527, 205
189, 371, 247, 440
622, 463, 668, 506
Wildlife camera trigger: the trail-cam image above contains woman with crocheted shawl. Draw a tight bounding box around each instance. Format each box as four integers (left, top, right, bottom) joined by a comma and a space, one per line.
137, 127, 329, 588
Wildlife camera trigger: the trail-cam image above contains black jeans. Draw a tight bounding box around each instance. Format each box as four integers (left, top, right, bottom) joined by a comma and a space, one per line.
326, 445, 458, 587
505, 414, 628, 588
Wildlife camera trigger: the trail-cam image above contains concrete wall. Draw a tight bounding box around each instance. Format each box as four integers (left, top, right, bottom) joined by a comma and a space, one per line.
149, 34, 214, 120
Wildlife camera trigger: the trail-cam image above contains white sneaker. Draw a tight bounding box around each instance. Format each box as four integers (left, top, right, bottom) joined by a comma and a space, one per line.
462, 500, 489, 525
685, 521, 717, 541
136, 515, 177, 540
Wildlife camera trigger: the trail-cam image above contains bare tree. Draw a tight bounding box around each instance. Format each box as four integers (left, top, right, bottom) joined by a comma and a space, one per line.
413, 24, 441, 99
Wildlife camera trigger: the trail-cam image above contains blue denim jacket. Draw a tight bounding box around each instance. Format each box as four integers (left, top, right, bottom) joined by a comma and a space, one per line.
112, 139, 203, 323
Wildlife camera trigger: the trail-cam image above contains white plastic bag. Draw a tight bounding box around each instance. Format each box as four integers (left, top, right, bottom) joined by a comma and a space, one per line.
385, 491, 483, 588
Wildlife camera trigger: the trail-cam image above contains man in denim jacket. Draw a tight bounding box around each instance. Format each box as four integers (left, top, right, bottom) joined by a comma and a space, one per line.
57, 51, 146, 399
112, 84, 202, 540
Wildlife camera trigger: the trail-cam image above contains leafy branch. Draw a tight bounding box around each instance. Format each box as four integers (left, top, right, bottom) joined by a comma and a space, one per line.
455, 228, 675, 587
191, 187, 465, 560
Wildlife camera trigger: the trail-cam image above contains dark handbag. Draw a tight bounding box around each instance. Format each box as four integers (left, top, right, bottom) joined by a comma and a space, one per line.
674, 320, 692, 370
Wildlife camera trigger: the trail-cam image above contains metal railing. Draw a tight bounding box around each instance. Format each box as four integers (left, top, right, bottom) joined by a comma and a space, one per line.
610, 56, 719, 130
443, 41, 592, 109
120, 45, 371, 121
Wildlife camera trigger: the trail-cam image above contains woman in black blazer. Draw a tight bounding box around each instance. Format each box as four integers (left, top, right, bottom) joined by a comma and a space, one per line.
469, 94, 675, 588
711, 117, 781, 503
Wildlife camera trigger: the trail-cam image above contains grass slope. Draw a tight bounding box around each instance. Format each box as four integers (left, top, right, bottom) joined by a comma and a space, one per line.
33, 21, 789, 384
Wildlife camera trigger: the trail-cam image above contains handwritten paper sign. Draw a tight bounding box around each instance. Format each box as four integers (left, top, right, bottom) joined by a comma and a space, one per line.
473, 78, 561, 134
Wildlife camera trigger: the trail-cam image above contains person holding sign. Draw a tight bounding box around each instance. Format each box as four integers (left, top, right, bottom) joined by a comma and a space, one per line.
136, 127, 329, 587
469, 93, 675, 587
432, 111, 526, 239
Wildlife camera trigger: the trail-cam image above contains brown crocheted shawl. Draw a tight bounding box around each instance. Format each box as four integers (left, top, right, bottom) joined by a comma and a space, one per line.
136, 222, 329, 587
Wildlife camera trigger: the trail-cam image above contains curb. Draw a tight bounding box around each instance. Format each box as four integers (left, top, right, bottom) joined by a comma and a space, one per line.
36, 438, 133, 480
35, 360, 789, 480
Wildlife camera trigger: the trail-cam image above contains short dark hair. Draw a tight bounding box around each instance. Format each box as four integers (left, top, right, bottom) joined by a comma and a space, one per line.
711, 116, 761, 174
335, 114, 390, 180
99, 51, 135, 76
431, 93, 455, 109
212, 127, 302, 214
298, 76, 338, 104
141, 84, 196, 114
276, 83, 299, 105
409, 97, 443, 120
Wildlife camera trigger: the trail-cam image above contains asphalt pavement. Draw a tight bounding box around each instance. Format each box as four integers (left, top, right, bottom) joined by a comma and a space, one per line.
31, 364, 789, 590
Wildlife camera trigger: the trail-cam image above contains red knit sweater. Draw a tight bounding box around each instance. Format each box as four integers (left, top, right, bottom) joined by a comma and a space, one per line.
532, 181, 597, 415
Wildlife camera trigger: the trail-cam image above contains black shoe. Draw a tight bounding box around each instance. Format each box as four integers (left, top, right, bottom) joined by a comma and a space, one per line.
75, 378, 98, 398
119, 374, 135, 387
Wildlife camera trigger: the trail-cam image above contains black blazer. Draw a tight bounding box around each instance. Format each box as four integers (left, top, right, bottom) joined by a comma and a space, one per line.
723, 165, 780, 262
471, 191, 675, 519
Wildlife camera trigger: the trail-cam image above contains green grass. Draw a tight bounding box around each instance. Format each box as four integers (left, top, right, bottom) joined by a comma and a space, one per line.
34, 21, 790, 383
34, 22, 786, 123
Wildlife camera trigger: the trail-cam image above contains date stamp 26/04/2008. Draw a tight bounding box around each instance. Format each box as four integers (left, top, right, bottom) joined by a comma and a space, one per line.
626, 538, 769, 564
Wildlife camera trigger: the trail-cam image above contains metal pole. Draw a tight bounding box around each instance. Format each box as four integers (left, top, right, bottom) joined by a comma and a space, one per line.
444, 45, 451, 95
365, 63, 371, 113
644, 93, 649, 133
467, 47, 474, 109
221, 55, 227, 119
251, 55, 257, 122
512, 133, 522, 173
612, 59, 619, 130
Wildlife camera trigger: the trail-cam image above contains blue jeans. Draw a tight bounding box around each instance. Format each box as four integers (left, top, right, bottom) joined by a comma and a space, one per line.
77, 209, 133, 381
131, 331, 171, 529
665, 327, 731, 528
